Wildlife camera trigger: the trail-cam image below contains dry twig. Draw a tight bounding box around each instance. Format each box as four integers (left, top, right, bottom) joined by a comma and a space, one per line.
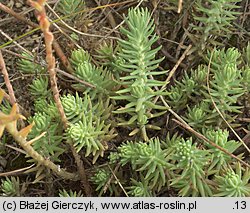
0, 164, 35, 177
178, 0, 183, 13
0, 51, 17, 108
28, 0, 68, 128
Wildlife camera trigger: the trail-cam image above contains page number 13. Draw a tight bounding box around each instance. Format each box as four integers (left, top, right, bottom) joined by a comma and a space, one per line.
234, 201, 246, 210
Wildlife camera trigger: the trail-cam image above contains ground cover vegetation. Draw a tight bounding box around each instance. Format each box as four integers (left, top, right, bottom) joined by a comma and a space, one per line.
0, 0, 250, 197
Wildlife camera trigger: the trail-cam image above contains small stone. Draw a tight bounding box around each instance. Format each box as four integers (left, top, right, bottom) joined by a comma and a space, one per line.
15, 2, 23, 8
